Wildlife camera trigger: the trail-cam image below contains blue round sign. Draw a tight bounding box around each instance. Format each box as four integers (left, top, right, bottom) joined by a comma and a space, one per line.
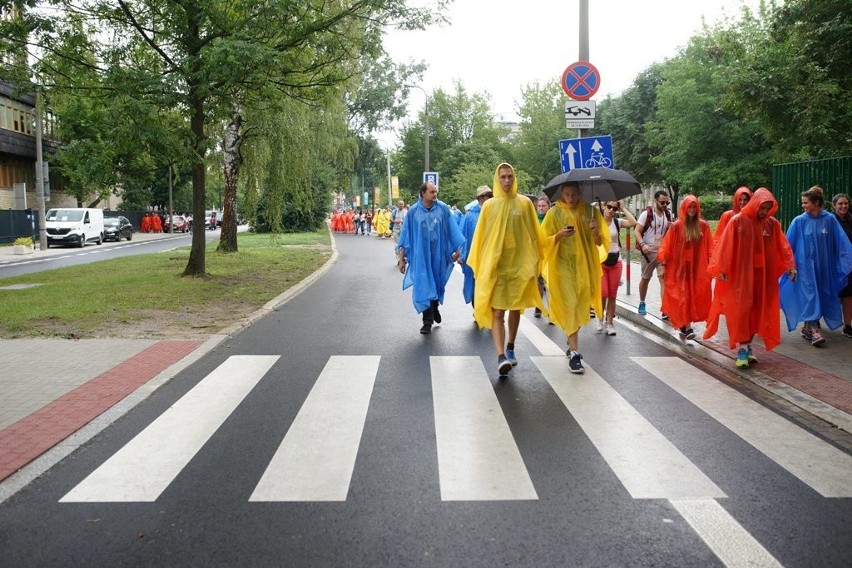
561, 61, 601, 101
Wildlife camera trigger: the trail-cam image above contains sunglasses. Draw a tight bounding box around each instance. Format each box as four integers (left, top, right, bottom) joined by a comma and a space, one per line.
604, 204, 618, 210
658, 200, 670, 206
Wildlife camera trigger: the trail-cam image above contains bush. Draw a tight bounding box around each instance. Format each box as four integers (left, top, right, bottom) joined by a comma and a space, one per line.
698, 195, 730, 221
14, 236, 33, 246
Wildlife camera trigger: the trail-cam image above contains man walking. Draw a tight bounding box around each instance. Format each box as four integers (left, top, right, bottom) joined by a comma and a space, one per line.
468, 163, 544, 376
396, 182, 465, 335
458, 185, 493, 306
634, 190, 672, 317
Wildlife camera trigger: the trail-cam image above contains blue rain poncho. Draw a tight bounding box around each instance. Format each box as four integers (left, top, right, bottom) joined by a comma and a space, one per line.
397, 197, 466, 314
458, 202, 482, 304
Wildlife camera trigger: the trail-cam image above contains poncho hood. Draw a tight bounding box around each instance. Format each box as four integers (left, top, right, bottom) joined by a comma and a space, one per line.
741, 187, 778, 220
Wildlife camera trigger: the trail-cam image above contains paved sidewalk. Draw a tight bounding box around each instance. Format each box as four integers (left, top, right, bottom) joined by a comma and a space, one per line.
0, 238, 849, 495
613, 256, 852, 435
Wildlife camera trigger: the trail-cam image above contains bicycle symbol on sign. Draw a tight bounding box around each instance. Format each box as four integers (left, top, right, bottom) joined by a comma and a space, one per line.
584, 152, 612, 168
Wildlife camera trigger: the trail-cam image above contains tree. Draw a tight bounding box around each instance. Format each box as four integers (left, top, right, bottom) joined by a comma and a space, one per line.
513, 81, 573, 190
727, 0, 852, 160
3, 0, 448, 276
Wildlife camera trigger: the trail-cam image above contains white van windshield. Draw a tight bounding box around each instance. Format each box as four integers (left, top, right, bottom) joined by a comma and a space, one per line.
46, 209, 84, 222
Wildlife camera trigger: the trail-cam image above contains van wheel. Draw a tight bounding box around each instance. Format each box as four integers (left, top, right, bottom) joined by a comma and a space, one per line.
78, 235, 85, 248
97, 233, 103, 245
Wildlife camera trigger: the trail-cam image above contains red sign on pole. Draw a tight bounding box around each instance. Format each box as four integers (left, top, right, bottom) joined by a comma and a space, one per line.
561, 61, 601, 101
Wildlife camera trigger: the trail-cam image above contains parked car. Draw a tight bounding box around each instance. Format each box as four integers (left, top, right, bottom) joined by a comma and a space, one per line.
103, 216, 133, 241
163, 214, 189, 233
45, 208, 104, 248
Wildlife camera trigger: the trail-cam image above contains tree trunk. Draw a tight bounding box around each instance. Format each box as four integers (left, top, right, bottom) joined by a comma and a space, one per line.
183, 89, 207, 277
218, 106, 243, 253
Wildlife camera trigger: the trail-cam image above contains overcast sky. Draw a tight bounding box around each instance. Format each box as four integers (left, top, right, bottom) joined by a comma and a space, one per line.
378, 0, 764, 144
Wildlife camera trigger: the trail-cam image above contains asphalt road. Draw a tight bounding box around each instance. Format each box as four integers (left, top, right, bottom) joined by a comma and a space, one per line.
1, 233, 850, 567
0, 229, 217, 278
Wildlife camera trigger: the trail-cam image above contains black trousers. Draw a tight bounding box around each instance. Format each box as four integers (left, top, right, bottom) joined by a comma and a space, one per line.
422, 300, 439, 325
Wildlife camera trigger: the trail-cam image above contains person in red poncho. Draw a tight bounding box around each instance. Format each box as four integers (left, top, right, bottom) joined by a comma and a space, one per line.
141, 213, 151, 233
703, 188, 797, 368
657, 195, 714, 341
714, 186, 752, 243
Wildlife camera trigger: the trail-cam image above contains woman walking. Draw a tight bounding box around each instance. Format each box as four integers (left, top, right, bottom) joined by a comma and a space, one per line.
780, 186, 852, 345
597, 200, 636, 335
657, 195, 714, 340
831, 193, 852, 337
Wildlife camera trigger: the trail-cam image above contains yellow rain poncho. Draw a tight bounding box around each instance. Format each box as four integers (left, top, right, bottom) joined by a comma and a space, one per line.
541, 200, 610, 337
376, 209, 390, 236
468, 163, 545, 329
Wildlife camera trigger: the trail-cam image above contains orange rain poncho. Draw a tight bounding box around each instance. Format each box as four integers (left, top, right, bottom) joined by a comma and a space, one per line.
657, 195, 714, 330
714, 186, 752, 243
703, 188, 795, 350
467, 163, 544, 329
540, 199, 610, 337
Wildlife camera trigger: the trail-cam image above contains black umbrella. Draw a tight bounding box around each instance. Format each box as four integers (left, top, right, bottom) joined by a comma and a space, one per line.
543, 167, 641, 204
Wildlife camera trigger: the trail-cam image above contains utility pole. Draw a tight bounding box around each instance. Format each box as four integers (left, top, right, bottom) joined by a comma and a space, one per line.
578, 0, 589, 139
34, 91, 47, 251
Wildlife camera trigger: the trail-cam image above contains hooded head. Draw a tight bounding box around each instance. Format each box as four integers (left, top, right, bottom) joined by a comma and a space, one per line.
741, 187, 778, 220
493, 163, 517, 198
731, 186, 752, 213
678, 194, 702, 220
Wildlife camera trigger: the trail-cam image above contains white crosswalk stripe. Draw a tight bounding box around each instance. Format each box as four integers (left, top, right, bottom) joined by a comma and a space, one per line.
60, 355, 278, 503
431, 356, 537, 501
250, 355, 380, 502
634, 356, 852, 498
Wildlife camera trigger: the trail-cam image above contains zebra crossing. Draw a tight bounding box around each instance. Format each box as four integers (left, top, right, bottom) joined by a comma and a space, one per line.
59, 352, 852, 507
56, 343, 852, 567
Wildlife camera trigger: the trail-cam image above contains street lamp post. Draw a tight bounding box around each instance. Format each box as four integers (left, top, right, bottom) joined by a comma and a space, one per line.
404, 84, 429, 172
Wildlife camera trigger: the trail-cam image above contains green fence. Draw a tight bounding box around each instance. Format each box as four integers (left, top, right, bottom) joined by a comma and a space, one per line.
772, 156, 852, 229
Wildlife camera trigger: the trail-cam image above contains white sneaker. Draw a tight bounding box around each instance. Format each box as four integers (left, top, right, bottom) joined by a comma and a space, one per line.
595, 319, 604, 333
605, 322, 616, 336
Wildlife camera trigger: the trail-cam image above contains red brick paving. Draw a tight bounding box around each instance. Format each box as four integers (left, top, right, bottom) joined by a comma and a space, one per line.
0, 340, 202, 482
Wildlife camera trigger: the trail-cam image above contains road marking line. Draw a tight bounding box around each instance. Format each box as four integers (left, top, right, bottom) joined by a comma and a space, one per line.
532, 356, 726, 499
671, 499, 783, 568
250, 355, 379, 502
60, 355, 278, 502
634, 357, 852, 497
518, 316, 567, 356
431, 356, 538, 501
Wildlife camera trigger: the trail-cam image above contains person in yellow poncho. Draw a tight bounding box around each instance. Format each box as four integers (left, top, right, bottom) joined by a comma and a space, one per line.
468, 163, 545, 376
375, 207, 389, 238
541, 182, 610, 374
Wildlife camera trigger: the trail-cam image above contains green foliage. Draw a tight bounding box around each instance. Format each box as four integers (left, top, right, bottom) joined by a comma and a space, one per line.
513, 81, 574, 189
697, 194, 730, 221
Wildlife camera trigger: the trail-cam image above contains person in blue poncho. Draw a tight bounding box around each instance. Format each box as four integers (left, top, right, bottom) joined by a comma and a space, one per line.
458, 185, 493, 306
396, 181, 466, 335
780, 185, 852, 346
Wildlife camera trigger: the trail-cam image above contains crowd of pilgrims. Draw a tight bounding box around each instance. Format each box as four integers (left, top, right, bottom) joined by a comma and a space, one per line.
330, 206, 406, 237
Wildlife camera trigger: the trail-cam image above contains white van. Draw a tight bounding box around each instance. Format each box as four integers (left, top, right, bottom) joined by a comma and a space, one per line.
45, 208, 105, 248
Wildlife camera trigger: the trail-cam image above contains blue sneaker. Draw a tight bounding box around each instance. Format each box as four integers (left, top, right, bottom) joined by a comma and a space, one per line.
638, 302, 647, 315
568, 350, 585, 374
747, 345, 758, 364
497, 355, 512, 376
736, 348, 749, 368
505, 349, 518, 366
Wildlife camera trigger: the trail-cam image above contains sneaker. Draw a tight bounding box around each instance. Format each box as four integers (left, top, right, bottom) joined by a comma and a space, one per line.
810, 329, 825, 346
736, 348, 749, 368
420, 323, 432, 335
433, 306, 442, 324
679, 326, 689, 339
534, 308, 542, 319
498, 355, 512, 375
568, 350, 585, 374
590, 308, 596, 319
505, 349, 518, 366
661, 312, 669, 321
801, 325, 813, 341
638, 302, 647, 315
595, 319, 604, 333
746, 344, 758, 364
844, 325, 852, 338
685, 327, 696, 340
605, 322, 616, 336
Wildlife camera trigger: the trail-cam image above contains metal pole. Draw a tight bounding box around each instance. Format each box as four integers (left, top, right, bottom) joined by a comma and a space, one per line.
34, 91, 47, 251
386, 149, 392, 207
404, 85, 429, 172
578, 0, 591, 140
168, 164, 173, 233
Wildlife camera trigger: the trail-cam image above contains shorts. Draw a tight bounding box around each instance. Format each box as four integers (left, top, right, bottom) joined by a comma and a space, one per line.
601, 260, 623, 298
639, 249, 662, 280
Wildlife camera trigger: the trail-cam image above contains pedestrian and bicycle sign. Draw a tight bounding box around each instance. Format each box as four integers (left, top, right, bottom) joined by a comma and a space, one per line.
561, 61, 601, 101
559, 135, 614, 173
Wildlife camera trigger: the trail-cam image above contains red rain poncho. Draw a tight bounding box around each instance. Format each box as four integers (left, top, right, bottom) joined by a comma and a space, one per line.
703, 188, 795, 350
657, 195, 714, 330
713, 186, 752, 243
